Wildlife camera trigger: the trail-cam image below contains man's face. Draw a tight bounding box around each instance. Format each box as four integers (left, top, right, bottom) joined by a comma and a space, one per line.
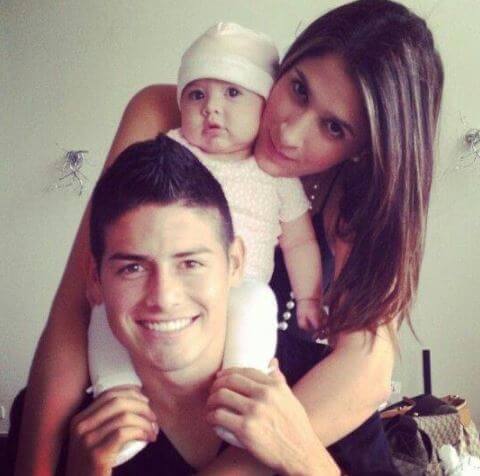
95, 203, 243, 374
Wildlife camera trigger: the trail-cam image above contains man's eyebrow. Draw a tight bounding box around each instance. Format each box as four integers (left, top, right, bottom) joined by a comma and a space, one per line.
173, 247, 213, 258
294, 66, 356, 139
107, 248, 213, 261
108, 253, 148, 262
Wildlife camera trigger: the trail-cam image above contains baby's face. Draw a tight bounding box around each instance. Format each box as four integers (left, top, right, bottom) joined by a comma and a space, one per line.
180, 79, 264, 158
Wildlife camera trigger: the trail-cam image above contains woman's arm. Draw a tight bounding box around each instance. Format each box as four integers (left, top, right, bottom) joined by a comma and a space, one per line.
199, 325, 394, 476
15, 85, 180, 476
206, 361, 341, 476
292, 323, 394, 445
199, 236, 395, 475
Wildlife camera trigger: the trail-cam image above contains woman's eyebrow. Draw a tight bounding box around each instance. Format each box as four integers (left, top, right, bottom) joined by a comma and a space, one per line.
294, 67, 356, 139
294, 67, 310, 94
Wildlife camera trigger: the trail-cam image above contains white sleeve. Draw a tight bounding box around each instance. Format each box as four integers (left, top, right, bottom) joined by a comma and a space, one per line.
276, 177, 310, 223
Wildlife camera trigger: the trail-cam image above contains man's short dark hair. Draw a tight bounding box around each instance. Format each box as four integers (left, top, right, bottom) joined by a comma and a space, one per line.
90, 134, 234, 268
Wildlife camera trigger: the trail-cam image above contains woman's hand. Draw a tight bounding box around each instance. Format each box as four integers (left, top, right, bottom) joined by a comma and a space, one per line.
206, 360, 340, 476
65, 386, 158, 476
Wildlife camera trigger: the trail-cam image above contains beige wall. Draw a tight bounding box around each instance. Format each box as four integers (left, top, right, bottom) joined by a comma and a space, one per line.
1, 0, 479, 434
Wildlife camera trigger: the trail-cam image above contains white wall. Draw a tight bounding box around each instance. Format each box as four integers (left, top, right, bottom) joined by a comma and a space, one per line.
1, 0, 479, 434
395, 0, 480, 420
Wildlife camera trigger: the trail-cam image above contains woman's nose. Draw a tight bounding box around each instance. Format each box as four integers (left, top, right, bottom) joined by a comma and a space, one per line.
278, 115, 309, 150
145, 271, 180, 311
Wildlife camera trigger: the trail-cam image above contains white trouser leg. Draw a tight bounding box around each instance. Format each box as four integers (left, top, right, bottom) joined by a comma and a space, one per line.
215, 279, 278, 447
88, 304, 146, 466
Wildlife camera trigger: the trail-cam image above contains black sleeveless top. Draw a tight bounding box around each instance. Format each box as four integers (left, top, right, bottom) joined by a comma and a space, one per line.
270, 171, 336, 341
268, 174, 399, 475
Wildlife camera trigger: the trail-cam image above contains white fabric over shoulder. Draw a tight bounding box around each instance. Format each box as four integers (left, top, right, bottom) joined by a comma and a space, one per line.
215, 279, 278, 448
222, 279, 278, 370
88, 304, 146, 467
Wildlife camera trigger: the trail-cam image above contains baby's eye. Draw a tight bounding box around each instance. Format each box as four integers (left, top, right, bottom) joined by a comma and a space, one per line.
226, 87, 240, 98
323, 119, 345, 139
188, 89, 205, 100
291, 79, 308, 103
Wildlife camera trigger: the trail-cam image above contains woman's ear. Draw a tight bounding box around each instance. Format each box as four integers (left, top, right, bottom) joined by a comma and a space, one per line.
228, 236, 245, 287
86, 255, 104, 306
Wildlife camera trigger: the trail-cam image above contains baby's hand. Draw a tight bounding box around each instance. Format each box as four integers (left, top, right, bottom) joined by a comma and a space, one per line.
296, 298, 325, 332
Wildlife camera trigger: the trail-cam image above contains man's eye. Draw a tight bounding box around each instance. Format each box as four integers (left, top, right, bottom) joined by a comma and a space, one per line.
323, 119, 345, 139
188, 89, 204, 100
181, 260, 203, 270
118, 263, 145, 276
291, 79, 308, 103
227, 87, 240, 97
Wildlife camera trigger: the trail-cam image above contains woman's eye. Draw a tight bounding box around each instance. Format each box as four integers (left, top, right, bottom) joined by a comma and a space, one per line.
324, 120, 344, 139
188, 89, 204, 100
227, 87, 240, 97
291, 79, 308, 103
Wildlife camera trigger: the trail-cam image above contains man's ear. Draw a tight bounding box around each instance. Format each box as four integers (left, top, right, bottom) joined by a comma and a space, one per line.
87, 255, 104, 306
228, 236, 245, 287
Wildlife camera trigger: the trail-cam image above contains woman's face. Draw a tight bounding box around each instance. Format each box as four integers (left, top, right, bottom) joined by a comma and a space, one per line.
255, 54, 369, 178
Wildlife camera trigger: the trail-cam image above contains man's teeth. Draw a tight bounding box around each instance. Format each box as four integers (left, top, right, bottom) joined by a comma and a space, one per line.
142, 318, 193, 333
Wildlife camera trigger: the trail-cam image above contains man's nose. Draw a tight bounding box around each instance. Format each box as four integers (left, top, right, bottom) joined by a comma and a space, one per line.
278, 114, 310, 150
144, 271, 180, 311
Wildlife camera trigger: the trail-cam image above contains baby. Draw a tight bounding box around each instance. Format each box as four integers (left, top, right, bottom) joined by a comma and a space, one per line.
88, 22, 324, 464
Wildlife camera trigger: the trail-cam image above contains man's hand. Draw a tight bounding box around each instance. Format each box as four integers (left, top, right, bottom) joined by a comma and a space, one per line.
206, 360, 340, 475
66, 386, 158, 476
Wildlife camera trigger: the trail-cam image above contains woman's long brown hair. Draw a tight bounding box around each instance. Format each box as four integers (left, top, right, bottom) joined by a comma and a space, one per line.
281, 0, 444, 341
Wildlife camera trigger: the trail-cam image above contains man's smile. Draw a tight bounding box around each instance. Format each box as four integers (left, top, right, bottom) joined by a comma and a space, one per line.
137, 316, 200, 334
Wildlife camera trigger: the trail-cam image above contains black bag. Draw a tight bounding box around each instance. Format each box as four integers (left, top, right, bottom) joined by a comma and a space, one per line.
382, 395, 480, 475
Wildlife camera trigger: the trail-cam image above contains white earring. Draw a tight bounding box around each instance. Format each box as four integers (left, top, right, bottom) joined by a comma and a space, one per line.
351, 155, 360, 163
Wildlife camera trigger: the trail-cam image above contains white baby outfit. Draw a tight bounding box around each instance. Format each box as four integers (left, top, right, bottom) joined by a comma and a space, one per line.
88, 22, 312, 460
167, 128, 310, 282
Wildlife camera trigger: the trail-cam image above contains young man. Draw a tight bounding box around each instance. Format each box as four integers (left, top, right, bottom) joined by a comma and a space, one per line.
66, 134, 338, 475
8, 134, 396, 475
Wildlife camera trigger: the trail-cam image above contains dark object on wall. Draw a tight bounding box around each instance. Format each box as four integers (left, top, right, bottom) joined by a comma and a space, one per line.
52, 149, 89, 195
423, 349, 431, 395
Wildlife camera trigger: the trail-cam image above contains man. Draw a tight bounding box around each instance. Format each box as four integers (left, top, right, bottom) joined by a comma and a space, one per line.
66, 134, 339, 475
8, 135, 395, 475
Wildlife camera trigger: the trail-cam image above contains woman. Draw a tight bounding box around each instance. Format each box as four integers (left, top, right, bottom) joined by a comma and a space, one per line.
16, 0, 443, 474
